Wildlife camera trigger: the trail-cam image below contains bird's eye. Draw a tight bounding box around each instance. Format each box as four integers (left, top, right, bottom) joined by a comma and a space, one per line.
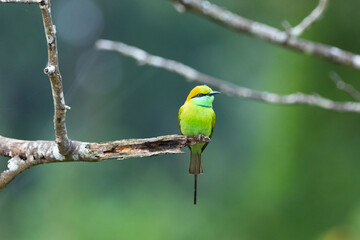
197, 93, 203, 97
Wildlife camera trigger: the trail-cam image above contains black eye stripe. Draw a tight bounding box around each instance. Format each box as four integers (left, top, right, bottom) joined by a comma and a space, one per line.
191, 93, 208, 99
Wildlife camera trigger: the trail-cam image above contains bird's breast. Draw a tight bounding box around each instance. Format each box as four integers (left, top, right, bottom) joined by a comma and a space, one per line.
179, 104, 214, 137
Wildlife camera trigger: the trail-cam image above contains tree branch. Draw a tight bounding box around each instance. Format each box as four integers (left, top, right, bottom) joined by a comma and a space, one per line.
1, 0, 71, 155
288, 0, 329, 36
170, 0, 360, 70
0, 0, 40, 3
329, 72, 360, 102
95, 39, 360, 113
0, 134, 210, 190
39, 0, 71, 155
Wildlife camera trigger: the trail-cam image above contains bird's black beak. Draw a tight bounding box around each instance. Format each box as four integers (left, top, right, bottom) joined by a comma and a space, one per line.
208, 91, 221, 96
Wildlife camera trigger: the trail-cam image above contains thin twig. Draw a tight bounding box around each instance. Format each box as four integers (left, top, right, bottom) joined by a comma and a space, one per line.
96, 39, 360, 113
39, 0, 71, 155
0, 0, 40, 3
329, 71, 360, 101
1, 0, 71, 154
289, 0, 329, 36
169, 0, 360, 70
0, 134, 210, 190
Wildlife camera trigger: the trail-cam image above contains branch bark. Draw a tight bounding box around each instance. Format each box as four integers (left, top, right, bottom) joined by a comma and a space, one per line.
39, 0, 71, 155
0, 134, 210, 190
95, 39, 360, 113
288, 0, 329, 36
0, 0, 40, 3
329, 72, 360, 101
2, 0, 71, 155
170, 0, 360, 70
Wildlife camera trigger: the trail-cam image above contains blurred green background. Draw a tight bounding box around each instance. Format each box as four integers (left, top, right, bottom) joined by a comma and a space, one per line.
1, 0, 360, 239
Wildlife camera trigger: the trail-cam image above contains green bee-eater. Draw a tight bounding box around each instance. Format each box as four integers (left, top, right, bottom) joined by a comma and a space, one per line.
178, 85, 220, 204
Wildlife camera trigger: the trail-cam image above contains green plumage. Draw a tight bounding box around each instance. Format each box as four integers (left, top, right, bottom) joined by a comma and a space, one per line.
178, 85, 219, 204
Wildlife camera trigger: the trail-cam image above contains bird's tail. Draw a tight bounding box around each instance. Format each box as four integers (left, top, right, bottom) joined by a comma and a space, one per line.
194, 175, 198, 205
190, 152, 203, 205
189, 152, 203, 175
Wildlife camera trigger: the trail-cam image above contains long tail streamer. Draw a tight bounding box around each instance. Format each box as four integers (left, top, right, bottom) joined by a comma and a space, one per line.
194, 175, 198, 205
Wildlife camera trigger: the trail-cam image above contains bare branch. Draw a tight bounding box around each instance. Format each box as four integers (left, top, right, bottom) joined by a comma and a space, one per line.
96, 39, 360, 113
329, 72, 360, 101
0, 156, 36, 191
39, 0, 71, 155
169, 0, 360, 70
289, 0, 329, 36
0, 0, 40, 3
0, 134, 210, 190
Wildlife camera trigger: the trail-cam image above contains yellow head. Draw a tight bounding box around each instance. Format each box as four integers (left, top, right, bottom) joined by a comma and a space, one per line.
186, 85, 220, 101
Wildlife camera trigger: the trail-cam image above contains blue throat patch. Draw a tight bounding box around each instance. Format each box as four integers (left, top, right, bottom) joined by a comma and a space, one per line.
196, 104, 212, 108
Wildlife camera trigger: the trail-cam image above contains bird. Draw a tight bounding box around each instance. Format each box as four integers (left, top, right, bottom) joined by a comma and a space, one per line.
178, 85, 220, 204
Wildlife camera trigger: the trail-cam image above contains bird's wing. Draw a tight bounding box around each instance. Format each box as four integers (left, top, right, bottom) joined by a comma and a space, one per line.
201, 111, 216, 152
178, 105, 184, 125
